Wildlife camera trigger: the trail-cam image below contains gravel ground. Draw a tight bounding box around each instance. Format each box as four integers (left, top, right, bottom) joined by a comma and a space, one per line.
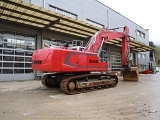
0, 71, 160, 120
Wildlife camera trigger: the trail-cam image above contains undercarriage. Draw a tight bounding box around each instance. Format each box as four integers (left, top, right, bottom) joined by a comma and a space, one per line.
41, 73, 118, 95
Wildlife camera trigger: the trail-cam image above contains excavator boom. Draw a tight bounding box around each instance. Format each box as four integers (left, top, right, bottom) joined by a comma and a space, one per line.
84, 26, 129, 67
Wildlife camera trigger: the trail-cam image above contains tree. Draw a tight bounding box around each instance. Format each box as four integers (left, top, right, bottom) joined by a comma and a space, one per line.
155, 46, 160, 66
149, 41, 160, 66
149, 41, 155, 48
149, 41, 155, 58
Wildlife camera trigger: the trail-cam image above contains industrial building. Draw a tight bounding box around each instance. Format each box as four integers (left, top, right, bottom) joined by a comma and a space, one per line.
0, 0, 155, 81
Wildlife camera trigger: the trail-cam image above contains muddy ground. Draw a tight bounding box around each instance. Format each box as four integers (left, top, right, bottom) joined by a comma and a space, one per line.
0, 71, 160, 120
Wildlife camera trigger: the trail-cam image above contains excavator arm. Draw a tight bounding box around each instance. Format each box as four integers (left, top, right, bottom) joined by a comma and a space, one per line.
84, 26, 129, 68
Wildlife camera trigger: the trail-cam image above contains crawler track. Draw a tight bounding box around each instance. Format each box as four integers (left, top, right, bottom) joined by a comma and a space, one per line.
60, 73, 118, 95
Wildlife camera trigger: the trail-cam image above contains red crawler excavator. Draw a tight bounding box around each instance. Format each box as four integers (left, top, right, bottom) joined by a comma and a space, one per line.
32, 26, 139, 95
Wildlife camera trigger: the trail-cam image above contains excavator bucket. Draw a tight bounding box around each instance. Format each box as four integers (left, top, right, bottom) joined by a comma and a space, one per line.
122, 67, 139, 81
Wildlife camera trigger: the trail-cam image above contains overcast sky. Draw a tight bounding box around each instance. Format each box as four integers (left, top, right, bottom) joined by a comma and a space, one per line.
98, 0, 160, 45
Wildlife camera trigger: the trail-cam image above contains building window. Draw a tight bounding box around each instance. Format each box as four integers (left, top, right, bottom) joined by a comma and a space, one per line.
86, 19, 104, 28
142, 54, 146, 59
49, 5, 78, 19
0, 29, 35, 74
137, 30, 145, 38
137, 30, 140, 36
138, 53, 141, 59
141, 33, 145, 38
43, 37, 72, 48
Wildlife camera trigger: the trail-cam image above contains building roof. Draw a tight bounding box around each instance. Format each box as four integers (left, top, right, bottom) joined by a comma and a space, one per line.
106, 38, 154, 52
0, 0, 154, 52
0, 0, 100, 38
